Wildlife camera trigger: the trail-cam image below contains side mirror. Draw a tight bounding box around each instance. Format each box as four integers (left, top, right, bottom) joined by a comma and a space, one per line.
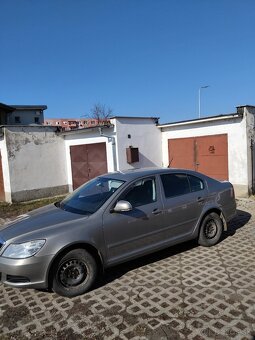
113, 200, 132, 212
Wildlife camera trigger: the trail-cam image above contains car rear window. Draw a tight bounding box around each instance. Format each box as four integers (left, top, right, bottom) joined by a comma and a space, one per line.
160, 174, 190, 198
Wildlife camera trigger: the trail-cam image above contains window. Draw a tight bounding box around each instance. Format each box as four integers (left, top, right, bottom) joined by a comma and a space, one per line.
188, 175, 204, 192
121, 178, 156, 208
15, 116, 21, 123
34, 117, 39, 124
161, 174, 190, 198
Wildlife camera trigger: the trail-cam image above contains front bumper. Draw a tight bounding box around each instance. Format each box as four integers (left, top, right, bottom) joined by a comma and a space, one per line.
0, 254, 54, 289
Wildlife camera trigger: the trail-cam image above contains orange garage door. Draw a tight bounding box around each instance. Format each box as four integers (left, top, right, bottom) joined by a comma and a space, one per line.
168, 134, 228, 180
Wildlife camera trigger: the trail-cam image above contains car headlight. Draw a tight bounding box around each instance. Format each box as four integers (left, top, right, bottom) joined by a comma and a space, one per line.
2, 240, 45, 259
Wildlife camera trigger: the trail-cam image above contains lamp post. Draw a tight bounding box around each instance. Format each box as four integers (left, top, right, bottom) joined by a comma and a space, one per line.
198, 85, 209, 118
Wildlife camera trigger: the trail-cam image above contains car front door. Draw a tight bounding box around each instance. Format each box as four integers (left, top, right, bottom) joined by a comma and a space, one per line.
102, 176, 165, 265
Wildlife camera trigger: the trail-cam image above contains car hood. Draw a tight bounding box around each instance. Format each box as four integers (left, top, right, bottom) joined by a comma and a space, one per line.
0, 203, 88, 242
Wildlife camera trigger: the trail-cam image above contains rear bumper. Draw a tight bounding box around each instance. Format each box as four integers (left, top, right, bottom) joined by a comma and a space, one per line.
0, 254, 54, 289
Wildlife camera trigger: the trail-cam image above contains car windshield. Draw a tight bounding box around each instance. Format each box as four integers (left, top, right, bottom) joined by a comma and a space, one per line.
58, 177, 125, 215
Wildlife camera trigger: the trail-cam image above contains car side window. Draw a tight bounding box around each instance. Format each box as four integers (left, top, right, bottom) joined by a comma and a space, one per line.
187, 175, 204, 192
120, 177, 157, 208
160, 174, 190, 198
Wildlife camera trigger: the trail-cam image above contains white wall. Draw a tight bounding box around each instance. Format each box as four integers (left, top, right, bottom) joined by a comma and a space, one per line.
0, 132, 11, 202
64, 128, 116, 190
5, 126, 68, 201
244, 106, 255, 192
113, 118, 162, 170
161, 116, 248, 196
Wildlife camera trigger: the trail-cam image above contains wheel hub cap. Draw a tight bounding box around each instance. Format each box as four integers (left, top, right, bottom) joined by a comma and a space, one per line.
205, 219, 217, 239
59, 259, 87, 287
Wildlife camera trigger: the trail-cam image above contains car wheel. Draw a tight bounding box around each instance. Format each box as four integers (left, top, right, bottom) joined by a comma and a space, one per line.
52, 249, 97, 297
198, 212, 223, 247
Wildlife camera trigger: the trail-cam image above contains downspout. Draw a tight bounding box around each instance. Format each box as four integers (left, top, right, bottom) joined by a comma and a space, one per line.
251, 139, 255, 195
98, 127, 117, 171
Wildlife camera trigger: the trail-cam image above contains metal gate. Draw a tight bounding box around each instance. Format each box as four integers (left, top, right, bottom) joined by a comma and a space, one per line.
0, 150, 5, 201
70, 142, 108, 189
168, 134, 228, 180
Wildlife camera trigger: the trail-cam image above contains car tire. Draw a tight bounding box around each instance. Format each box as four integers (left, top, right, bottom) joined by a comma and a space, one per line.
52, 248, 97, 297
198, 212, 223, 247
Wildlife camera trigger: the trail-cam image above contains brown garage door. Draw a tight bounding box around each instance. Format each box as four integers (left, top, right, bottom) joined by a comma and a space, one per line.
168, 134, 228, 180
70, 142, 108, 189
0, 150, 5, 201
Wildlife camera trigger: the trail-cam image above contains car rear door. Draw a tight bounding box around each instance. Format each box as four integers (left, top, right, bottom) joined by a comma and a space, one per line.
102, 176, 165, 265
159, 173, 207, 240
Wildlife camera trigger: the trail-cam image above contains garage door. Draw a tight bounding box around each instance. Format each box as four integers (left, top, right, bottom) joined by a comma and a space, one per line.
0, 150, 5, 201
168, 134, 228, 180
70, 142, 108, 189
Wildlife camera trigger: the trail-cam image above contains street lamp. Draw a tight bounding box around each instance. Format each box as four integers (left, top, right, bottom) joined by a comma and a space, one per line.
198, 85, 209, 118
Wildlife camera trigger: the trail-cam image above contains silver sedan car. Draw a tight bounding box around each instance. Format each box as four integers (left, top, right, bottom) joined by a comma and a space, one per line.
0, 168, 236, 297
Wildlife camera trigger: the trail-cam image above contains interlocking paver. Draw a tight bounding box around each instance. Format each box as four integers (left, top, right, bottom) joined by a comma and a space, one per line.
0, 199, 255, 339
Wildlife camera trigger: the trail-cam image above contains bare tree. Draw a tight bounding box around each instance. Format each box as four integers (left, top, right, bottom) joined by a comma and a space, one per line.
90, 103, 113, 125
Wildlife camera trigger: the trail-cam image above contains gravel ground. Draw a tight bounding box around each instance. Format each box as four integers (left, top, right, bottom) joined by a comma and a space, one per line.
0, 199, 255, 340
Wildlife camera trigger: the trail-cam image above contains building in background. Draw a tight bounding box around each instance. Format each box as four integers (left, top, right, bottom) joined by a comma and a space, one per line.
0, 103, 46, 125
0, 103, 14, 125
44, 118, 111, 131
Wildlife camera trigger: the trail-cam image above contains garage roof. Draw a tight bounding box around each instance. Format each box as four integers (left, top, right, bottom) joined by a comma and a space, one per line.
59, 124, 114, 135
158, 112, 242, 128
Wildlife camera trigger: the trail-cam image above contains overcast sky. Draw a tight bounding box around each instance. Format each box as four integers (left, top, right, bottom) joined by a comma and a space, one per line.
1, 0, 254, 123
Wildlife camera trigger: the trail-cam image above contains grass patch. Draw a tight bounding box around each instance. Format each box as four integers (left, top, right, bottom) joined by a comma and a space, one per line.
0, 195, 66, 219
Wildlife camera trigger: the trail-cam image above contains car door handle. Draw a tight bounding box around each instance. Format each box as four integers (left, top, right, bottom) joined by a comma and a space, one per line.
197, 197, 205, 203
152, 208, 162, 215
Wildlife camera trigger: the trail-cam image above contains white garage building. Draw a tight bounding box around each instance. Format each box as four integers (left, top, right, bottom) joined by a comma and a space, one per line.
159, 105, 255, 197
0, 105, 254, 202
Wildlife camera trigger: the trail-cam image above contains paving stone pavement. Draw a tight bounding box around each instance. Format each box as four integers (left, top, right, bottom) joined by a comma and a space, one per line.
0, 199, 255, 340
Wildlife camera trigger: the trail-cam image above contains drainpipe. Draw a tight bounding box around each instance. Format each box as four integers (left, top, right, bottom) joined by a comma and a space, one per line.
251, 139, 255, 195
98, 127, 117, 171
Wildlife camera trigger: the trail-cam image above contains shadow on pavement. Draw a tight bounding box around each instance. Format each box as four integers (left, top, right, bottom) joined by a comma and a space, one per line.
95, 208, 251, 289
223, 209, 251, 238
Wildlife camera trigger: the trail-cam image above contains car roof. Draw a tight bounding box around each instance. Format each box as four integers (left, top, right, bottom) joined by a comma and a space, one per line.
100, 167, 208, 182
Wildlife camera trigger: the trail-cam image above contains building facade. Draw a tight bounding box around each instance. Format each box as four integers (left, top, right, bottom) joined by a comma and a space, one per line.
0, 126, 67, 202
0, 103, 46, 125
159, 105, 255, 197
0, 105, 255, 202
44, 118, 110, 131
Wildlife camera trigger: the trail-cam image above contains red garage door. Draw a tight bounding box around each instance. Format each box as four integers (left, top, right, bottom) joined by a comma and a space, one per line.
70, 142, 108, 190
168, 134, 228, 180
0, 150, 5, 201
